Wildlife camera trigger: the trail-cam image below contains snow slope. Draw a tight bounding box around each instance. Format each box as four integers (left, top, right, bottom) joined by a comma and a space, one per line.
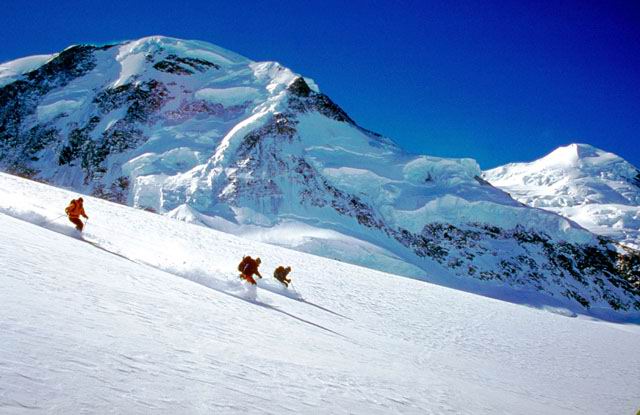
1, 175, 639, 414
484, 143, 640, 249
0, 54, 55, 87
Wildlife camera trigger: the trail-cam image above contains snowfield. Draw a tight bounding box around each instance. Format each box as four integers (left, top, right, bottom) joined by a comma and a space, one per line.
1, 173, 639, 414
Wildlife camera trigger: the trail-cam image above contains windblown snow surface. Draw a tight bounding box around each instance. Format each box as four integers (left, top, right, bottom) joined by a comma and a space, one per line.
1, 174, 639, 414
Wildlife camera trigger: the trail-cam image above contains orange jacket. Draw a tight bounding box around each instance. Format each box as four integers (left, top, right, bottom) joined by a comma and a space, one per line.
65, 199, 88, 219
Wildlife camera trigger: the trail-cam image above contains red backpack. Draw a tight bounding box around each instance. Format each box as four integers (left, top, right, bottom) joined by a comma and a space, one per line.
238, 256, 250, 273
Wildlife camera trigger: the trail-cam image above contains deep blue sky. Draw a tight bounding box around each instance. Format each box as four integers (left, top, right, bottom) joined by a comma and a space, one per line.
1, 0, 638, 168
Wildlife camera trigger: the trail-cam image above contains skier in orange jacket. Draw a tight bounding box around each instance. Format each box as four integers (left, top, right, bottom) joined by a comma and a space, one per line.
238, 256, 262, 285
65, 197, 89, 231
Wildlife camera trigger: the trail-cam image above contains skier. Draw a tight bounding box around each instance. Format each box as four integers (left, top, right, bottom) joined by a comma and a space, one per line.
65, 197, 89, 232
237, 256, 263, 285
273, 266, 292, 287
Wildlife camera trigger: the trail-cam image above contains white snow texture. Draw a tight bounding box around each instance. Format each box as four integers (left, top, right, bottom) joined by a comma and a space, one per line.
0, 172, 639, 414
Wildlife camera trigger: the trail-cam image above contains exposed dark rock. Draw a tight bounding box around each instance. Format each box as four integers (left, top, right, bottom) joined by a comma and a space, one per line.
164, 100, 247, 122
82, 121, 146, 183
474, 175, 492, 186
287, 77, 355, 124
287, 77, 313, 97
216, 113, 301, 212
154, 60, 194, 75
92, 176, 130, 204
0, 45, 108, 150
26, 44, 113, 84
564, 290, 590, 308
403, 220, 639, 310
94, 80, 172, 123
238, 113, 297, 157
22, 125, 60, 161
124, 80, 172, 123
310, 94, 355, 123
153, 54, 220, 75
58, 116, 100, 166
94, 84, 136, 113
633, 171, 640, 188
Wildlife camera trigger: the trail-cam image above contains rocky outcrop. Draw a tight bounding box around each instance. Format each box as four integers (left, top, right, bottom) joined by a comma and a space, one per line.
153, 54, 220, 75
0, 45, 112, 162
287, 77, 354, 124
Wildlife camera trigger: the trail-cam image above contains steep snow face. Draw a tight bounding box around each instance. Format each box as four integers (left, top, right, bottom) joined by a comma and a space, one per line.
0, 54, 56, 87
2, 175, 639, 414
484, 143, 640, 249
1, 38, 639, 313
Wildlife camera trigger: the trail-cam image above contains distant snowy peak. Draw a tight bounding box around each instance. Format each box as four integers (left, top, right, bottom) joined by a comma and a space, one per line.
484, 143, 640, 205
489, 143, 636, 177
120, 35, 253, 64
484, 143, 640, 249
539, 143, 614, 167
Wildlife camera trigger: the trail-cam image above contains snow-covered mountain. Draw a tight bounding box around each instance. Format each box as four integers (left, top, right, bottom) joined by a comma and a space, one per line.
1, 36, 639, 313
1, 173, 639, 414
484, 143, 640, 250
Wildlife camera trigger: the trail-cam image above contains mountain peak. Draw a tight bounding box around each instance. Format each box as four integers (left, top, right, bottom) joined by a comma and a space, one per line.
566, 143, 599, 157
538, 143, 605, 168
117, 36, 252, 67
484, 142, 640, 249
486, 142, 638, 188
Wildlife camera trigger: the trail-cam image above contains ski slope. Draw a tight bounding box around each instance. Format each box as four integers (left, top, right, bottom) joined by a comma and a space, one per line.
1, 172, 639, 414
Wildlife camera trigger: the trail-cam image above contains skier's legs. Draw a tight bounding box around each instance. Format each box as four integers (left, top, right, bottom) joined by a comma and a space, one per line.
69, 217, 84, 231
240, 273, 257, 285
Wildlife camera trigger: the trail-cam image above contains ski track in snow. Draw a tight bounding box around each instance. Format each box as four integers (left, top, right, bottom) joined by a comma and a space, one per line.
1, 172, 640, 414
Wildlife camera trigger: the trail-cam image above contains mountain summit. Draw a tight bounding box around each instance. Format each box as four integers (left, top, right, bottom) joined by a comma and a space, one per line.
1, 37, 639, 314
484, 143, 640, 249
536, 143, 610, 167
